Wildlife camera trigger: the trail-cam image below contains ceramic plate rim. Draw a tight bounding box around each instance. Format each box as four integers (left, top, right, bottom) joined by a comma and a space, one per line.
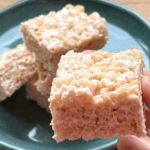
0, 0, 149, 149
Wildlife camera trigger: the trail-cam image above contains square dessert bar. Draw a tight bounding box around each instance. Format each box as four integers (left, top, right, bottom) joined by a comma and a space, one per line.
21, 4, 108, 95
49, 49, 146, 142
0, 45, 36, 101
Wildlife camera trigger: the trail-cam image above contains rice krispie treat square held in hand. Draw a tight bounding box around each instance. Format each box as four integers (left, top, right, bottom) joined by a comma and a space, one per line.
49, 49, 146, 142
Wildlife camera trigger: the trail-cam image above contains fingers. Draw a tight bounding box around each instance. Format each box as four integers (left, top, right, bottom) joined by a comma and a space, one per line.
117, 71, 150, 150
143, 70, 150, 76
117, 111, 150, 150
142, 75, 150, 108
117, 135, 150, 150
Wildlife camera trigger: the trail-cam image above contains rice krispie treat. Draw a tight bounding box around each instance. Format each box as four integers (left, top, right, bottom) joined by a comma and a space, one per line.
49, 49, 146, 142
21, 4, 108, 95
26, 77, 49, 112
0, 45, 36, 101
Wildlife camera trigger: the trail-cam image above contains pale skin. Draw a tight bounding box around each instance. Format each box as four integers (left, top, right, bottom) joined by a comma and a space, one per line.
83, 50, 150, 150
117, 71, 150, 150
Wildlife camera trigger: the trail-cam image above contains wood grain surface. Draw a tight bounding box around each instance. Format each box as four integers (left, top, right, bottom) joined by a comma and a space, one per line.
0, 0, 16, 9
0, 0, 150, 20
114, 0, 150, 20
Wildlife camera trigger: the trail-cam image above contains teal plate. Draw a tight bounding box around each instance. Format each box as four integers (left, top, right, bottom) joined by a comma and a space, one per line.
0, 0, 150, 150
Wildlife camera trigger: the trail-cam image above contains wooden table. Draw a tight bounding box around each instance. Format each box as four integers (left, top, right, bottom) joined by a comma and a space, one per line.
0, 0, 150, 20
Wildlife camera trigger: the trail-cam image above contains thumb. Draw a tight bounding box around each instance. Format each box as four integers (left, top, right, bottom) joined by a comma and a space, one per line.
117, 135, 150, 150
142, 75, 150, 109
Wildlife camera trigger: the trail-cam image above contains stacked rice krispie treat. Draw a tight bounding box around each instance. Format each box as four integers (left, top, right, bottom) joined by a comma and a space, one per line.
21, 4, 108, 98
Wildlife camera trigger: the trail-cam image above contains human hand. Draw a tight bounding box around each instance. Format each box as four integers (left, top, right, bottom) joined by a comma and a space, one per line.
117, 71, 150, 150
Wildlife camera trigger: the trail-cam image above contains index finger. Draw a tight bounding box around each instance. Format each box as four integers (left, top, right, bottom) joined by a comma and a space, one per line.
142, 72, 150, 109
